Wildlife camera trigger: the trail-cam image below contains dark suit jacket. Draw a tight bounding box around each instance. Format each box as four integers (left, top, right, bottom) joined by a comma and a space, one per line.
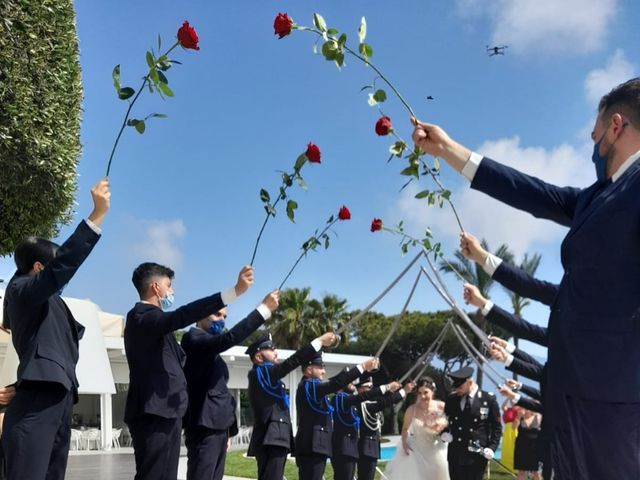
516, 394, 543, 414
3, 221, 97, 396
123, 293, 226, 423
181, 309, 265, 432
358, 391, 404, 459
493, 260, 558, 308
486, 304, 548, 347
520, 383, 541, 401
246, 344, 317, 456
444, 389, 501, 464
473, 157, 640, 402
507, 355, 544, 382
331, 387, 384, 459
294, 367, 361, 457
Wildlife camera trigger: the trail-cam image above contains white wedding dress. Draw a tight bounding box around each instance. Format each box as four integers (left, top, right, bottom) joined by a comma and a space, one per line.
385, 416, 450, 480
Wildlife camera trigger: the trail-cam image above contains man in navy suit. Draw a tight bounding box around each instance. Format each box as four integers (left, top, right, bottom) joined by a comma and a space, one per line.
411, 77, 640, 479
181, 290, 280, 480
124, 263, 254, 480
1, 178, 110, 480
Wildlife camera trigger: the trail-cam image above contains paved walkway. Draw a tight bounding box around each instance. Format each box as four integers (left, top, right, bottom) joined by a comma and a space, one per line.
65, 449, 251, 480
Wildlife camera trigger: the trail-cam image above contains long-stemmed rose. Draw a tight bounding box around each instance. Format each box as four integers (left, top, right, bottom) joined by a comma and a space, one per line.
249, 143, 321, 266
274, 12, 464, 233
105, 21, 200, 177
370, 217, 466, 281
278, 206, 351, 289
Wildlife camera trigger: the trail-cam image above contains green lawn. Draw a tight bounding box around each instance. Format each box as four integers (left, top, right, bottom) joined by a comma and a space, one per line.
224, 450, 515, 479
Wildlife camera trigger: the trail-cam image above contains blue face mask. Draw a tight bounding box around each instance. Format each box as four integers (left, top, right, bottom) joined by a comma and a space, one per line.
159, 292, 174, 311
208, 320, 225, 335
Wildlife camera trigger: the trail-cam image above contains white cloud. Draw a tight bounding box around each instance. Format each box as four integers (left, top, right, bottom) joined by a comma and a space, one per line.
457, 0, 618, 55
584, 49, 637, 104
129, 219, 186, 268
393, 137, 593, 257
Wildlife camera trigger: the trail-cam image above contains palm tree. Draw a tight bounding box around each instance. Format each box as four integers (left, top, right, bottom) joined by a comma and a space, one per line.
268, 288, 322, 349
316, 294, 351, 346
439, 239, 514, 388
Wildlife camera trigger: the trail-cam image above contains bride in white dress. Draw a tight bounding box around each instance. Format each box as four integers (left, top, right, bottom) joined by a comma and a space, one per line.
385, 377, 450, 480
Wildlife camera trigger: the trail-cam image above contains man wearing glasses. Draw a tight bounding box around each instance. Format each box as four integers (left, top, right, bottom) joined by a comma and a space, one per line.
181, 290, 280, 480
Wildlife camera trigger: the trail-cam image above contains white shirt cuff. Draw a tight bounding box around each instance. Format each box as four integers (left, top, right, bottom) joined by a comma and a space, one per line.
380, 385, 388, 394
505, 342, 516, 354
505, 353, 514, 367
513, 393, 522, 404
399, 389, 407, 398
311, 338, 323, 351
256, 304, 271, 320
356, 364, 365, 374
483, 253, 503, 276
221, 288, 238, 306
84, 218, 102, 234
461, 151, 483, 182
481, 300, 494, 316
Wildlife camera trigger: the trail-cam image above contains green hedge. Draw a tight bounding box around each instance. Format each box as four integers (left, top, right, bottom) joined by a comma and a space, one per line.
0, 0, 82, 256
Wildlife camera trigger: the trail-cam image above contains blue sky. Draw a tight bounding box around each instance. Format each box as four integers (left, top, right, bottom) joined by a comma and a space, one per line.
2, 0, 639, 359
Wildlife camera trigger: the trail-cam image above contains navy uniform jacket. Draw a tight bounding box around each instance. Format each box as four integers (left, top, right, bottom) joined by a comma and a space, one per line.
358, 391, 404, 459
124, 293, 226, 423
444, 390, 501, 464
294, 368, 361, 457
493, 260, 558, 308
472, 157, 640, 402
181, 309, 265, 432
3, 221, 98, 397
331, 387, 384, 459
246, 344, 317, 457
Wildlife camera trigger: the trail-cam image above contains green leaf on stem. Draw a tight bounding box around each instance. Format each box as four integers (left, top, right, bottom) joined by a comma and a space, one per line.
158, 82, 174, 97
358, 42, 373, 60
322, 40, 339, 61
279, 186, 287, 200
400, 164, 419, 178
373, 89, 387, 103
146, 51, 155, 69
327, 28, 339, 35
282, 173, 292, 187
414, 190, 430, 199
294, 153, 307, 172
422, 239, 432, 250
148, 113, 168, 119
118, 87, 135, 100
358, 16, 367, 43
157, 70, 168, 85
112, 65, 121, 94
428, 192, 435, 206
337, 33, 347, 48
327, 215, 335, 224
441, 190, 451, 201
127, 119, 146, 134
286, 199, 298, 222
322, 233, 330, 249
335, 51, 345, 68
389, 141, 407, 157
401, 243, 408, 255
313, 13, 328, 32
433, 157, 441, 171
259, 188, 270, 203
149, 68, 159, 86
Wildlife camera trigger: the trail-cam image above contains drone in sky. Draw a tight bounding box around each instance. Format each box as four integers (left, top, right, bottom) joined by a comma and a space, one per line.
486, 45, 508, 57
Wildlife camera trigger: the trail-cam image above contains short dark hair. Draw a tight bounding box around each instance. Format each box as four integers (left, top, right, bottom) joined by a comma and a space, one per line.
14, 237, 59, 275
598, 77, 640, 129
417, 376, 437, 391
131, 262, 174, 296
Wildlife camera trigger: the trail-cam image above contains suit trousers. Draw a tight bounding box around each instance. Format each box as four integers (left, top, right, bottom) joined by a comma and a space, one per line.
330, 454, 356, 480
129, 414, 182, 480
548, 392, 640, 480
185, 426, 228, 480
255, 446, 289, 480
296, 453, 328, 480
2, 381, 74, 480
447, 456, 487, 480
356, 455, 378, 480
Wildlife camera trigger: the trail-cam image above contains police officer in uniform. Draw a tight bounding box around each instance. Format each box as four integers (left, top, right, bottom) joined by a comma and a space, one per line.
295, 354, 379, 480
357, 376, 415, 480
441, 366, 502, 480
331, 375, 402, 480
246, 331, 336, 480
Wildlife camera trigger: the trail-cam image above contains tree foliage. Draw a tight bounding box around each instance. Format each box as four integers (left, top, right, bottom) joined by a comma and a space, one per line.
0, 0, 82, 255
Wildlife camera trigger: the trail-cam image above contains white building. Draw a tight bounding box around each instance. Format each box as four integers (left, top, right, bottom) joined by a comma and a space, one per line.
0, 290, 369, 450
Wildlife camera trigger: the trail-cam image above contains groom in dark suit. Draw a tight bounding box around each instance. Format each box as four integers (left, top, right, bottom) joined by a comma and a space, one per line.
2, 178, 110, 480
412, 77, 640, 479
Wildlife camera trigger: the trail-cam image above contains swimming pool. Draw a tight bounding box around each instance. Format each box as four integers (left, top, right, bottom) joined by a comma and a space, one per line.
379, 444, 503, 461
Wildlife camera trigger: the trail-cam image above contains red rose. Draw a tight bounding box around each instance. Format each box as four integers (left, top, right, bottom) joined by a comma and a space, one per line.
306, 143, 321, 163
338, 206, 351, 221
370, 218, 383, 232
375, 116, 392, 136
177, 21, 200, 50
502, 407, 517, 423
274, 13, 293, 39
